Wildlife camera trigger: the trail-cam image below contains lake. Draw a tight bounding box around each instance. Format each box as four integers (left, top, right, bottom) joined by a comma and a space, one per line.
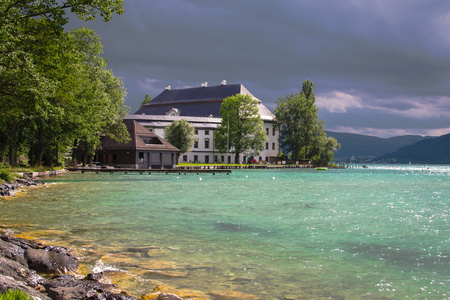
1, 165, 448, 299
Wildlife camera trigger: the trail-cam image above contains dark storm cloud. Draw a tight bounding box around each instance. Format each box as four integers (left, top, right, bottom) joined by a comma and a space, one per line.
66, 0, 450, 137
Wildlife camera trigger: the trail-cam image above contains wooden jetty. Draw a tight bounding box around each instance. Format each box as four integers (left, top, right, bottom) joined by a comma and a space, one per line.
67, 167, 231, 175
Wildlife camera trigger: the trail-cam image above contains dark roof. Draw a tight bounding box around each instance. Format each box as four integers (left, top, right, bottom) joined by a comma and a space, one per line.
135, 84, 257, 118
101, 120, 179, 152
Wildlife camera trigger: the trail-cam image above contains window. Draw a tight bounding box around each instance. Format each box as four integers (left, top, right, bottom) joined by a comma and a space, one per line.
205, 138, 210, 149
266, 128, 269, 135
205, 130, 209, 135
272, 127, 275, 136
194, 141, 198, 148
112, 154, 117, 163
221, 155, 224, 163
183, 155, 187, 162
266, 142, 269, 150
195, 129, 198, 135
205, 156, 209, 163
265, 156, 268, 162
194, 155, 198, 162
272, 143, 275, 150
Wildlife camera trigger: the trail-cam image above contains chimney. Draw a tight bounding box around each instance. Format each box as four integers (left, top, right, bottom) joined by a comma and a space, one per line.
201, 82, 208, 87
221, 80, 227, 85
165, 85, 171, 90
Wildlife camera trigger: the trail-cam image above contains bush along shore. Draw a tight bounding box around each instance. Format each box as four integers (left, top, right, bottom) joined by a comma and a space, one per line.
0, 175, 42, 197
0, 233, 140, 300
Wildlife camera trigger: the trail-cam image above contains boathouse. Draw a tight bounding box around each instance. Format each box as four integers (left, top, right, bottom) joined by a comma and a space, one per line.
96, 120, 179, 169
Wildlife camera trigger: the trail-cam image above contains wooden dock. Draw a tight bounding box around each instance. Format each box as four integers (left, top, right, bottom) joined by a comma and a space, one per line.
67, 167, 231, 175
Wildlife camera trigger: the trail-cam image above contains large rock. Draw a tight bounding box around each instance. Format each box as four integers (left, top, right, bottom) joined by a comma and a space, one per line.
24, 248, 78, 274
44, 274, 137, 300
0, 256, 45, 288
0, 274, 51, 300
0, 237, 27, 266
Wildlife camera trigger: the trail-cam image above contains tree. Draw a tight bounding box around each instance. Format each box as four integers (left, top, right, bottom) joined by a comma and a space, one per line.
274, 80, 339, 165
0, 1, 125, 166
214, 94, 267, 163
309, 125, 340, 166
163, 119, 197, 158
140, 94, 152, 108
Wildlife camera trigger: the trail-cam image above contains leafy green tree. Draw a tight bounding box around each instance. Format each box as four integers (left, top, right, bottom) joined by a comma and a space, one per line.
274, 80, 338, 165
0, 1, 125, 166
214, 94, 267, 163
140, 94, 152, 108
163, 119, 197, 158
309, 126, 340, 166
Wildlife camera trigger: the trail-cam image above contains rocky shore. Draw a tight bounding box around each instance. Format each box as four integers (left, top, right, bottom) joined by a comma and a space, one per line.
0, 176, 43, 197
0, 233, 142, 300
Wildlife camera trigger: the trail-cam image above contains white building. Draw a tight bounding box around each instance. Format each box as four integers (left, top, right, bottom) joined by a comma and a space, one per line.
126, 81, 279, 164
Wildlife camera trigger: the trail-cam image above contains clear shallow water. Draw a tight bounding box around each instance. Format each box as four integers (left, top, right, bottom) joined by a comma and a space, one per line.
1, 165, 449, 299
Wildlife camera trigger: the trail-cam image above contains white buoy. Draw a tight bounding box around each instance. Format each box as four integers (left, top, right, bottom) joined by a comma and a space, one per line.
199, 177, 202, 181
273, 177, 275, 180
245, 175, 248, 178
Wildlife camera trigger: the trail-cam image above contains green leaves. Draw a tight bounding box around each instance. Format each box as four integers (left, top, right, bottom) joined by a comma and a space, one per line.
274, 80, 339, 165
163, 119, 197, 154
215, 94, 267, 162
0, 1, 126, 166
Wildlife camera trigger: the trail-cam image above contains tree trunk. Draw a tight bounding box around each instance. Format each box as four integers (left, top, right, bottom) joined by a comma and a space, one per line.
35, 125, 44, 167
8, 121, 18, 167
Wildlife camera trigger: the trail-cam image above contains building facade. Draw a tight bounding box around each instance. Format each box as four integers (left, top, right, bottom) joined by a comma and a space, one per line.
96, 120, 180, 169
126, 81, 279, 164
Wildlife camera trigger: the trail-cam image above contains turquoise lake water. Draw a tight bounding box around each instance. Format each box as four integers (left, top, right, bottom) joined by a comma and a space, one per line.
1, 165, 449, 299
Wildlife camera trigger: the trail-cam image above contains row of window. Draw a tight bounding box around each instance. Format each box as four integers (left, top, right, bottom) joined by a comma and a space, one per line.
266, 142, 276, 150
193, 140, 277, 151
194, 129, 210, 135
266, 127, 276, 136
195, 128, 276, 137
193, 139, 209, 149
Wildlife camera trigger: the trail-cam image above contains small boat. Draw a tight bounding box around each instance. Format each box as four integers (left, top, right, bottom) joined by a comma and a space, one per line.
315, 167, 328, 171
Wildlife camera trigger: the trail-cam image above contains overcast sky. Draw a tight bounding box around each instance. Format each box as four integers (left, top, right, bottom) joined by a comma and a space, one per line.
66, 0, 450, 138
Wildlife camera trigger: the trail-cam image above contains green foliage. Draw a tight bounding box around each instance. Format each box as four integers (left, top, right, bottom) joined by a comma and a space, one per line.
140, 94, 152, 108
0, 290, 32, 300
214, 94, 267, 163
274, 80, 339, 165
163, 119, 197, 154
0, 168, 15, 183
0, 1, 127, 167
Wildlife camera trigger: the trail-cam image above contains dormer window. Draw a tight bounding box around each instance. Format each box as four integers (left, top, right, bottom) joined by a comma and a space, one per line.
140, 136, 162, 145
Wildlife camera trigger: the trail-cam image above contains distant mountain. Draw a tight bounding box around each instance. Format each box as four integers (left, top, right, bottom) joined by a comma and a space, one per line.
373, 133, 450, 164
326, 131, 427, 162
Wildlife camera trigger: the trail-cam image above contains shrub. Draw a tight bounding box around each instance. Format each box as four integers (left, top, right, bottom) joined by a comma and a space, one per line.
0, 168, 15, 183
0, 290, 32, 300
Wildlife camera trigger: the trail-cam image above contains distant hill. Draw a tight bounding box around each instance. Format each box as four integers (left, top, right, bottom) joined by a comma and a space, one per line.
372, 133, 450, 164
326, 131, 427, 162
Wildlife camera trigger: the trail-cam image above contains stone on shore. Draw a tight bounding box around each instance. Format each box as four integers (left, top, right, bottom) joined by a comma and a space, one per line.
0, 234, 139, 300
0, 175, 43, 197
24, 248, 79, 274
0, 273, 51, 300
